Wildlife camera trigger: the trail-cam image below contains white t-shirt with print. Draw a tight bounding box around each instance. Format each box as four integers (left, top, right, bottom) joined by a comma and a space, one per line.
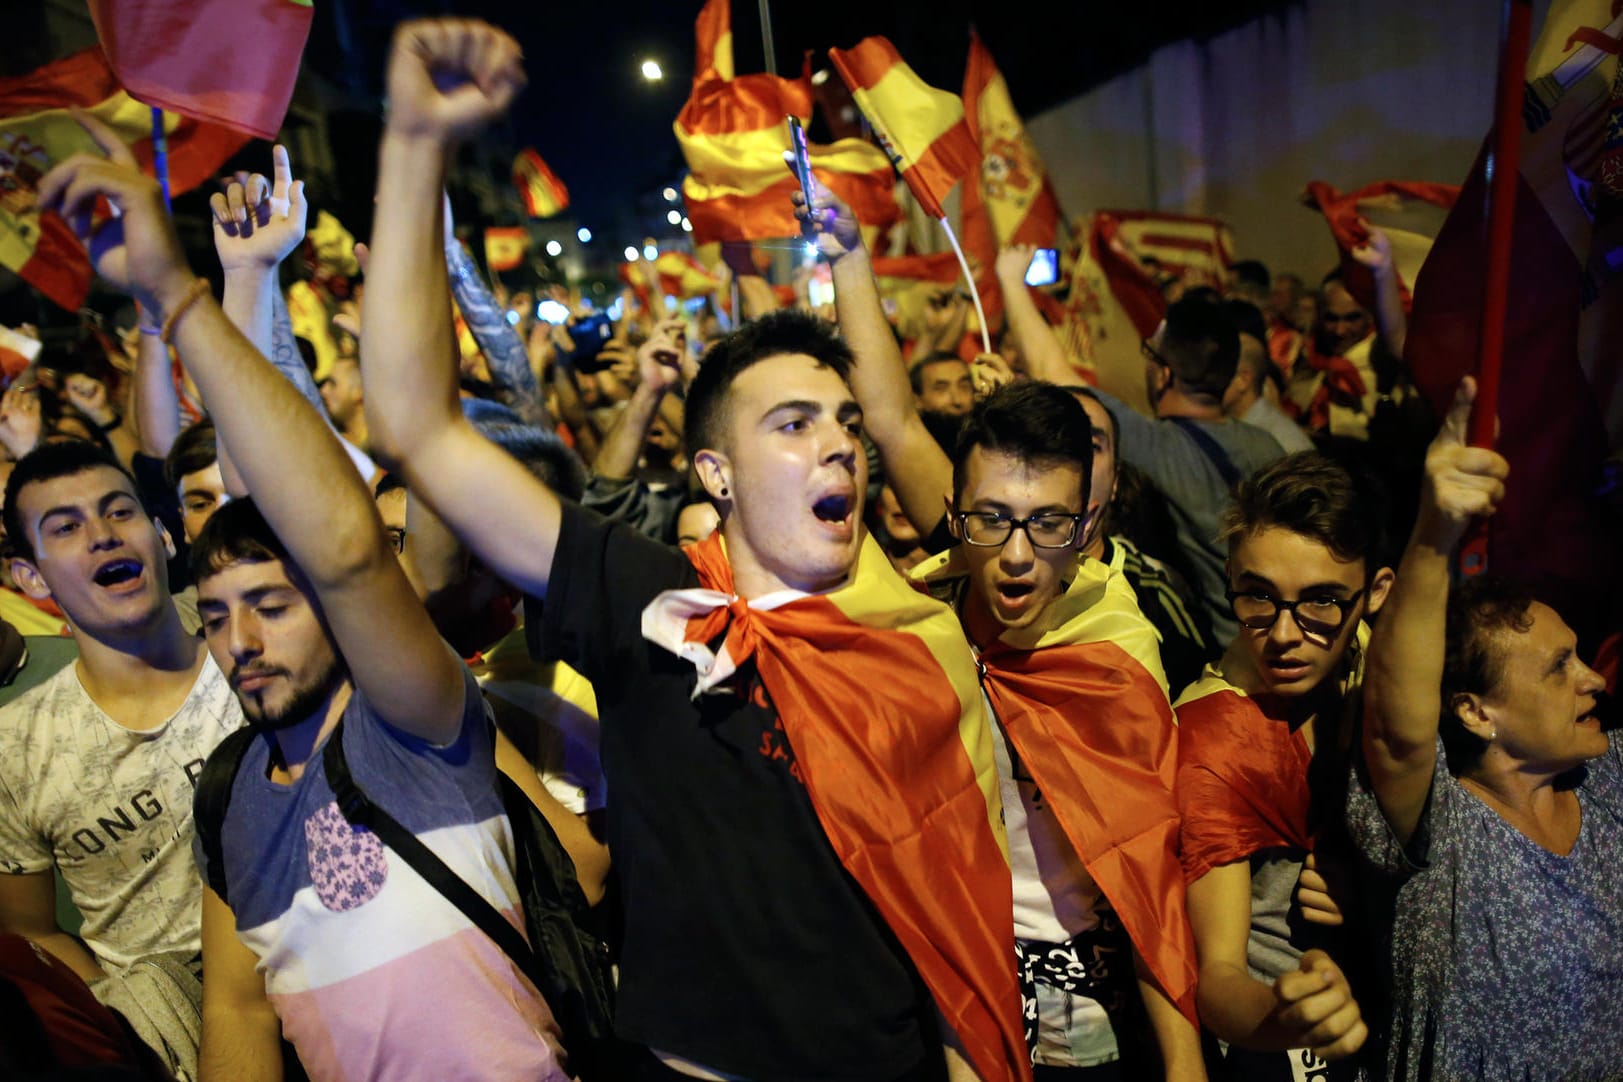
0, 652, 242, 973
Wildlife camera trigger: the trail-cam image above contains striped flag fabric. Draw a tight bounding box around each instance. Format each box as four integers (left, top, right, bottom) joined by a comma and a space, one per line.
827, 37, 980, 221
961, 30, 1064, 331
1301, 179, 1459, 314
513, 148, 569, 219
87, 0, 313, 140
1404, 0, 1621, 639
675, 0, 898, 245
914, 548, 1200, 1027
644, 531, 1030, 1082
483, 226, 529, 273
0, 47, 249, 311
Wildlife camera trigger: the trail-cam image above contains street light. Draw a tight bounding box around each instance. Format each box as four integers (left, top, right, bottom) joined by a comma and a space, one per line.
577, 227, 592, 243
666, 209, 682, 225
662, 187, 679, 202
641, 59, 663, 81
681, 217, 692, 232
643, 244, 659, 261
545, 240, 563, 257
624, 246, 639, 261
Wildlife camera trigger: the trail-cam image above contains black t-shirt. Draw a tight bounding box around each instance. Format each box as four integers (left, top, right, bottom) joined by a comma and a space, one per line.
533, 503, 934, 1081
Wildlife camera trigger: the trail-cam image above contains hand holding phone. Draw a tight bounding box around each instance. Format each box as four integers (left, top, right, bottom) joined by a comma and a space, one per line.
787, 116, 816, 236
1024, 248, 1059, 287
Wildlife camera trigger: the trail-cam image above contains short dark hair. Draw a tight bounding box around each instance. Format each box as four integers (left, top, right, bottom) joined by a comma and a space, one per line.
461, 400, 587, 503
188, 497, 292, 583
1440, 576, 1538, 774
908, 351, 966, 395
1159, 294, 1240, 399
3, 440, 140, 562
1232, 259, 1270, 291
1065, 385, 1119, 460
951, 382, 1093, 508
373, 472, 407, 500
163, 418, 219, 492
684, 309, 853, 453
1223, 299, 1268, 346
1221, 451, 1385, 569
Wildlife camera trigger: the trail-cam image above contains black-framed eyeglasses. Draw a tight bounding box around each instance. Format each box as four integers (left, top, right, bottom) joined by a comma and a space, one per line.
955, 511, 1084, 549
1225, 587, 1365, 635
385, 527, 407, 555
1140, 338, 1172, 368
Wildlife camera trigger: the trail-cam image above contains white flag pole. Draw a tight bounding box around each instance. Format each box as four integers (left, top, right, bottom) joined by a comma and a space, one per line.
937, 216, 992, 354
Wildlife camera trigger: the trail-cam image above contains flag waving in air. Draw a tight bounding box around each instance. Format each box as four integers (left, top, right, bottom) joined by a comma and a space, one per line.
960, 29, 1064, 331
87, 0, 313, 140
0, 48, 249, 311
828, 36, 980, 221
1301, 179, 1459, 314
675, 0, 897, 246
513, 148, 569, 219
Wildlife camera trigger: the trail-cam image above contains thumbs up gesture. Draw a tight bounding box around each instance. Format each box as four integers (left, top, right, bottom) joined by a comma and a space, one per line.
1418, 376, 1510, 547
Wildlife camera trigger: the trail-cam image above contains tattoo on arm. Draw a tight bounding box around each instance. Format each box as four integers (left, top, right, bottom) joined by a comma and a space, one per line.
446, 241, 552, 431
271, 284, 327, 412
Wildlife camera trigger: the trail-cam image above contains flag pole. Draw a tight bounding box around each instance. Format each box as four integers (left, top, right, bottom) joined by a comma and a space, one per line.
1460, 0, 1533, 577
757, 0, 777, 77
938, 216, 993, 354
150, 106, 172, 212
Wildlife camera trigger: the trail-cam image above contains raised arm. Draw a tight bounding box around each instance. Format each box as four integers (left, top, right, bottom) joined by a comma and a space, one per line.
358, 22, 562, 600
591, 318, 685, 481
1362, 377, 1506, 843
1350, 223, 1407, 360
444, 196, 551, 430
42, 125, 466, 745
796, 183, 952, 535
993, 244, 1072, 386
132, 313, 183, 459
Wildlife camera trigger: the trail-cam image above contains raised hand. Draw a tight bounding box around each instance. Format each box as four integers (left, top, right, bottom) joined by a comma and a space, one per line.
62, 372, 116, 428
1272, 950, 1367, 1060
638, 318, 687, 395
969, 351, 1013, 400
994, 244, 1037, 287
1349, 219, 1394, 273
211, 144, 309, 272
789, 168, 861, 261
0, 382, 42, 460
384, 19, 526, 144
1417, 376, 1508, 546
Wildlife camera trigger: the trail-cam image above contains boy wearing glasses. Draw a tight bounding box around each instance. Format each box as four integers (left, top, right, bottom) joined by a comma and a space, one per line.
1176, 451, 1394, 1079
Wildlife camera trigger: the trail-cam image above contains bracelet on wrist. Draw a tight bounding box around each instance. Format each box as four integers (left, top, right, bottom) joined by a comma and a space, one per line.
160, 279, 212, 345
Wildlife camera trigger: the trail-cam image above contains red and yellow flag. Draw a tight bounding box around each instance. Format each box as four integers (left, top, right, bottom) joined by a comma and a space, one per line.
87, 0, 313, 140
513, 148, 569, 219
675, 0, 898, 245
915, 549, 1199, 1027
960, 30, 1064, 332
644, 532, 1029, 1082
828, 37, 980, 221
484, 226, 529, 273
1301, 179, 1459, 315
0, 47, 249, 311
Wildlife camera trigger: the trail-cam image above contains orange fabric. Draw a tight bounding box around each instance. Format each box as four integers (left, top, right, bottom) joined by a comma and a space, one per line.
88, 0, 312, 140
979, 636, 1199, 1025
960, 31, 1064, 332
827, 37, 979, 220
679, 533, 1029, 1082
1291, 346, 1369, 432
1302, 179, 1459, 315
1175, 685, 1313, 884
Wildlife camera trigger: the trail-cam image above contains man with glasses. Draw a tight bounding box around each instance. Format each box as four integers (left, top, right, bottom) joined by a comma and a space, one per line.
1176, 451, 1394, 1079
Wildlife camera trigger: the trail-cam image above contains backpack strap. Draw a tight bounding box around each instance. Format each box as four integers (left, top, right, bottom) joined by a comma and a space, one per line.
1168, 417, 1242, 489
320, 723, 543, 987
192, 727, 258, 907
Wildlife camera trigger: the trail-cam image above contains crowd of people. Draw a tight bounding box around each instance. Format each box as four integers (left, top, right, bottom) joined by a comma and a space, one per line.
0, 16, 1617, 1082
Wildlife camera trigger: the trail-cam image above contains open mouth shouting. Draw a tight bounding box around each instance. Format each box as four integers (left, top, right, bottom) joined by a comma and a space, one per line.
91, 557, 145, 593
811, 489, 856, 540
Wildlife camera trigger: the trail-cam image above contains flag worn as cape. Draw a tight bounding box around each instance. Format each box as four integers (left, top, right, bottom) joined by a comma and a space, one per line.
961, 30, 1064, 332
828, 36, 979, 221
641, 530, 1030, 1082
88, 0, 313, 140
513, 148, 569, 219
676, 0, 898, 245
0, 47, 249, 311
1301, 179, 1459, 315
1405, 0, 1621, 632
912, 548, 1198, 1027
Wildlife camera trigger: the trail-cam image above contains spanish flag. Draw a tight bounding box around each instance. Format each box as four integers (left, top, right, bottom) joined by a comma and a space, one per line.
0, 47, 249, 311
513, 148, 570, 219
828, 36, 980, 221
1301, 179, 1458, 316
675, 0, 898, 245
643, 531, 1029, 1082
484, 226, 530, 273
913, 549, 1200, 1027
961, 30, 1064, 331
617, 251, 721, 315
88, 0, 313, 140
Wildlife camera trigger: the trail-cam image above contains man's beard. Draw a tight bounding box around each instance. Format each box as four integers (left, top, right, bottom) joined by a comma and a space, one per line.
238, 658, 347, 732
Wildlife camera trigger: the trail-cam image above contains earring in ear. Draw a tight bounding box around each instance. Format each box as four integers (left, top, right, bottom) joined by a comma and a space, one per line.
718, 487, 729, 498
1487, 725, 1497, 743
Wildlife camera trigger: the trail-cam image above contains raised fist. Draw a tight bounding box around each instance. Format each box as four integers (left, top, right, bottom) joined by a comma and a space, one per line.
385, 19, 526, 144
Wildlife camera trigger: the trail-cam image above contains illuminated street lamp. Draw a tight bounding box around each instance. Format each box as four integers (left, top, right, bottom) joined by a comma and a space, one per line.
641, 59, 663, 81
